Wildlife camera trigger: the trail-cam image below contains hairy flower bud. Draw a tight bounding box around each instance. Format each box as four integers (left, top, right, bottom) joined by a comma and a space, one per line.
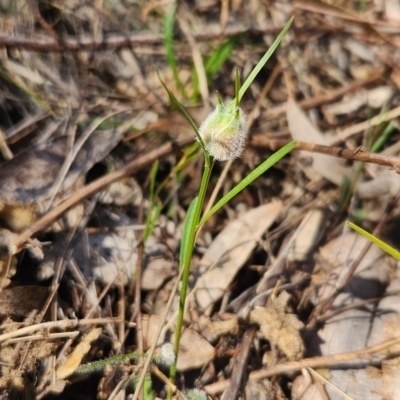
198, 99, 247, 161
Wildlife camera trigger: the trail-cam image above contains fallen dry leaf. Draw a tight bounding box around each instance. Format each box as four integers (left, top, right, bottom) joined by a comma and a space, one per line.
250, 291, 304, 360
0, 286, 48, 317
299, 232, 391, 399
176, 328, 215, 371
194, 201, 282, 314
142, 258, 175, 291
287, 98, 353, 185
56, 327, 102, 380
287, 209, 324, 262
142, 314, 215, 371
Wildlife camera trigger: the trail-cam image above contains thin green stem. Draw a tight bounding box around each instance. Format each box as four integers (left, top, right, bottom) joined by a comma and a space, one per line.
169, 154, 212, 393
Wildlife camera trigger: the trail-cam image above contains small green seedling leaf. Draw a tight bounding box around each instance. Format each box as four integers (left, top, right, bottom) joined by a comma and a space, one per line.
143, 160, 161, 242
192, 37, 238, 99
197, 141, 296, 228
143, 202, 162, 243
149, 160, 159, 199
347, 221, 400, 260
238, 16, 294, 102
205, 37, 238, 80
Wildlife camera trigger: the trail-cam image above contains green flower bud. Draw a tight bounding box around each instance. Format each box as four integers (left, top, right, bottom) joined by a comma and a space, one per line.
198, 98, 247, 161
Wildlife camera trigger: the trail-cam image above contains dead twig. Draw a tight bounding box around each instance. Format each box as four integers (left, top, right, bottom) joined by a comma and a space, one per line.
204, 336, 400, 396
0, 23, 289, 52
13, 136, 194, 249
264, 72, 382, 121
250, 138, 400, 170
224, 327, 257, 400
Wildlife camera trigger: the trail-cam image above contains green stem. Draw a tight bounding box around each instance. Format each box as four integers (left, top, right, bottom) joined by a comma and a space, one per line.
169, 154, 212, 394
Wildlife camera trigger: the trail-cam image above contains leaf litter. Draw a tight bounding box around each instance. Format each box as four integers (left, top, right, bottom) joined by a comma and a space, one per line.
1, 1, 400, 399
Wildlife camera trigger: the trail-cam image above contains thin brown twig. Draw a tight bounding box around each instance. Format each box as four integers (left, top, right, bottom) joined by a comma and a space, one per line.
315, 292, 400, 323
0, 318, 119, 343
250, 138, 400, 170
263, 72, 382, 121
224, 327, 257, 400
132, 269, 184, 400
309, 236, 373, 327
311, 192, 400, 325
0, 23, 289, 52
204, 336, 400, 395
13, 136, 194, 249
294, 0, 400, 28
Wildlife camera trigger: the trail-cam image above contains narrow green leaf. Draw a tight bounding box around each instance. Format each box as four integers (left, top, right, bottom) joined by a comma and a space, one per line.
347, 221, 400, 260
143, 202, 162, 243
238, 16, 294, 102
163, 4, 185, 96
142, 374, 153, 400
143, 161, 161, 242
173, 142, 200, 172
198, 141, 296, 228
149, 160, 159, 199
156, 69, 206, 153
205, 37, 238, 80
370, 122, 394, 153
234, 68, 240, 107
179, 197, 199, 267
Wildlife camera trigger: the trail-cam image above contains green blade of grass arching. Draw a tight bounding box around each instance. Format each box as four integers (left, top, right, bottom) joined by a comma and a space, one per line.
197, 141, 296, 228
347, 221, 400, 260
163, 4, 185, 97
238, 16, 294, 103
156, 69, 207, 155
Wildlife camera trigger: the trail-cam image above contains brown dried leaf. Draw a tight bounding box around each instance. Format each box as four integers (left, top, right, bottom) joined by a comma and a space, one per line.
0, 286, 48, 317
141, 258, 175, 291
0, 137, 69, 209
98, 177, 142, 207
250, 292, 304, 360
0, 202, 38, 233
176, 328, 215, 371
142, 314, 215, 371
287, 98, 353, 185
194, 201, 282, 314
287, 209, 324, 262
313, 232, 390, 399
245, 380, 288, 400
201, 317, 239, 343
56, 328, 102, 380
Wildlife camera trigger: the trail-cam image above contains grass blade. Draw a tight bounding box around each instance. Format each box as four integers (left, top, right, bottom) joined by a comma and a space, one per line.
163, 4, 185, 96
198, 141, 296, 227
179, 196, 199, 267
347, 221, 400, 260
205, 37, 238, 80
156, 69, 206, 153
238, 16, 294, 102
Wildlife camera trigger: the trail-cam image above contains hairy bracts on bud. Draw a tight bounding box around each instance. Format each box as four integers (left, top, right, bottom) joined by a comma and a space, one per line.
198, 99, 247, 161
